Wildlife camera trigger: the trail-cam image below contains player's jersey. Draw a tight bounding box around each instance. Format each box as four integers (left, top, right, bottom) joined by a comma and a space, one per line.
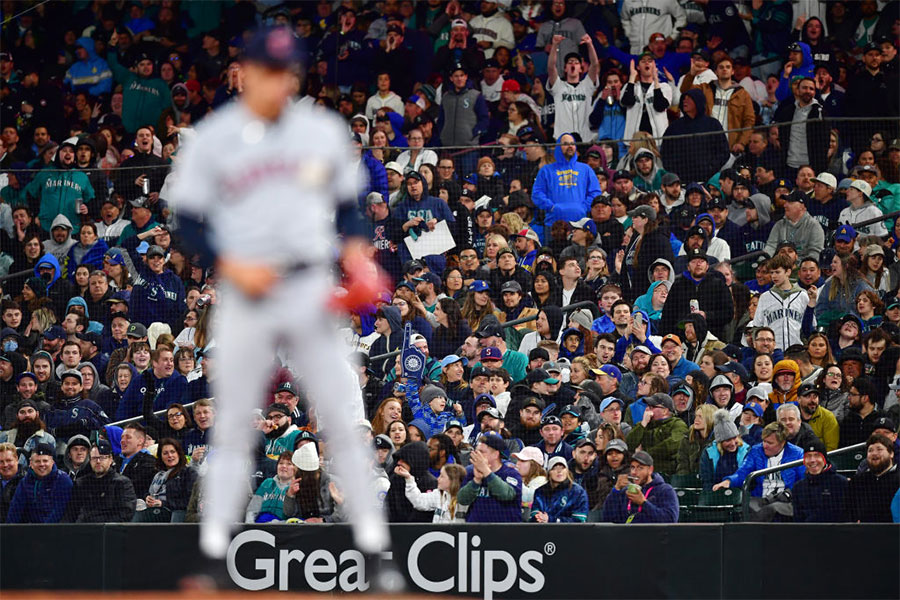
169, 101, 359, 265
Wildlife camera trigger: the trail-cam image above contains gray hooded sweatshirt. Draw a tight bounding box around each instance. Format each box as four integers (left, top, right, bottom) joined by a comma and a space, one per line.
42, 214, 77, 262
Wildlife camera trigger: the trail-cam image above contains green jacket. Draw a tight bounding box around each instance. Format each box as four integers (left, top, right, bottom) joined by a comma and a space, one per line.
24, 164, 94, 233
675, 433, 713, 475
107, 51, 172, 133
626, 416, 689, 477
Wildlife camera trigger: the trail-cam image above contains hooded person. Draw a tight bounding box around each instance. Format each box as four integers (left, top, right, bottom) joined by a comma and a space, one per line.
532, 133, 602, 236
24, 138, 95, 235
171, 83, 191, 124
660, 88, 730, 184
634, 281, 671, 333
707, 374, 743, 421
76, 361, 109, 402
677, 214, 730, 264
769, 359, 802, 406
62, 434, 93, 480
97, 363, 137, 418
42, 215, 77, 265
64, 37, 113, 96
775, 41, 815, 102
33, 253, 77, 320
368, 305, 404, 378
699, 408, 750, 490
386, 441, 438, 523
558, 327, 585, 362
66, 221, 109, 277
631, 148, 668, 193
671, 379, 696, 426
737, 193, 774, 263
680, 313, 725, 365
613, 309, 662, 363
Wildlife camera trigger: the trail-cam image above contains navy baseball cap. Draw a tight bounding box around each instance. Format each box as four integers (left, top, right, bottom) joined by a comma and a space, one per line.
245, 27, 304, 69
480, 346, 503, 361
75, 331, 101, 347
835, 224, 857, 242
43, 325, 66, 341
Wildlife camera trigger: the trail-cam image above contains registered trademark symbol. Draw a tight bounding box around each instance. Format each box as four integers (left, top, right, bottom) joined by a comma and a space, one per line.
543, 542, 556, 555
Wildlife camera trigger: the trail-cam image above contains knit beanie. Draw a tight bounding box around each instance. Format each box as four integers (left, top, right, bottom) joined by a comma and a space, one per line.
713, 409, 740, 443
25, 276, 47, 298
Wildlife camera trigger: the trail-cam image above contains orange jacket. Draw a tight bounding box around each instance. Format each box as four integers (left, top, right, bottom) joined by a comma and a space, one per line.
680, 74, 755, 148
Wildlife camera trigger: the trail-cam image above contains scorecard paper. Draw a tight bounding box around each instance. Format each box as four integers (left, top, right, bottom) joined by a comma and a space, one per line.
404, 220, 456, 259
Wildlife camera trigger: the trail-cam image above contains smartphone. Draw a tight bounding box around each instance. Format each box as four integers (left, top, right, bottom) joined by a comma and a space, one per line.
633, 312, 644, 327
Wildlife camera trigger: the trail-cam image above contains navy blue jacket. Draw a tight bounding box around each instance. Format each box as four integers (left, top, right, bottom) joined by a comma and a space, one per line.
123, 235, 186, 331
6, 465, 73, 523
114, 371, 188, 420
530, 480, 589, 522
44, 396, 109, 440
792, 465, 848, 522
601, 472, 679, 523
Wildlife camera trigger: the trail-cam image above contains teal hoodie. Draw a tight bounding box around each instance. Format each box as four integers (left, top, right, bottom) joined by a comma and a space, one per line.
107, 50, 173, 133
24, 140, 94, 233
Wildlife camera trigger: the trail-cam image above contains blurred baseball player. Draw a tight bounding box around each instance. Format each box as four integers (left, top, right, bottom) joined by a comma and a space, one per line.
169, 27, 389, 562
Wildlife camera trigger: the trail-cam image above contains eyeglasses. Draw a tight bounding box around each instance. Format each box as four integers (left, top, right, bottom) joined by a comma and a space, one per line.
168, 412, 184, 419
826, 372, 842, 378
90, 456, 111, 462
392, 300, 408, 306
848, 391, 860, 398
756, 337, 775, 343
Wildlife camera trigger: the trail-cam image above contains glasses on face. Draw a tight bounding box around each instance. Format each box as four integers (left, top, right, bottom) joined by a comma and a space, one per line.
447, 274, 462, 280
826, 372, 842, 378
848, 391, 860, 398
392, 300, 407, 306
168, 412, 183, 419
90, 456, 111, 462
757, 337, 775, 343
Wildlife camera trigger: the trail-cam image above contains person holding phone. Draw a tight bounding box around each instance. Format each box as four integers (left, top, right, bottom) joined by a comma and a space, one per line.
600, 450, 679, 523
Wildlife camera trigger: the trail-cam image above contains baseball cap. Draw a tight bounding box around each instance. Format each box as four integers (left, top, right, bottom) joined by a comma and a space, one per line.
628, 205, 656, 221
612, 169, 632, 181
540, 415, 563, 429
645, 393, 675, 412
477, 406, 502, 422
605, 439, 628, 454
872, 417, 896, 433
512, 446, 544, 463
596, 364, 622, 382
440, 354, 467, 369
500, 280, 523, 294
374, 435, 393, 450
575, 437, 597, 450
797, 383, 819, 397
707, 197, 728, 211
529, 347, 550, 362
522, 396, 546, 411
42, 325, 66, 341
474, 393, 497, 409
649, 32, 666, 43
478, 432, 507, 455
501, 79, 521, 92
785, 190, 809, 205
569, 217, 597, 236
811, 172, 837, 189
865, 244, 885, 257
384, 161, 403, 174
405, 171, 426, 184
450, 18, 468, 29
631, 345, 652, 357
599, 396, 625, 412
469, 365, 492, 380
691, 48, 711, 62
834, 224, 857, 242
366, 191, 385, 206
774, 178, 793, 191
685, 247, 708, 261
661, 172, 680, 186
31, 443, 55, 457
544, 361, 562, 375
742, 401, 764, 418
126, 323, 148, 338
889, 139, 900, 151
445, 419, 464, 433
406, 94, 426, 110
75, 331, 101, 347
513, 228, 540, 242
60, 369, 83, 383
787, 42, 803, 53
480, 346, 503, 361
547, 456, 569, 471
468, 280, 490, 293
632, 450, 654, 466
661, 333, 681, 346
776, 240, 797, 253
849, 179, 872, 198
266, 402, 291, 417
146, 245, 166, 258
863, 41, 881, 54
560, 404, 580, 418
16, 372, 39, 385
526, 368, 558, 385
275, 381, 298, 396
475, 321, 503, 339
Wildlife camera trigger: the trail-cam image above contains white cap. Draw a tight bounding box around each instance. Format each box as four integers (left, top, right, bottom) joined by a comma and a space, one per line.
292, 443, 320, 472
511, 446, 544, 463
384, 161, 403, 174
811, 172, 837, 189
849, 179, 872, 198
547, 456, 568, 471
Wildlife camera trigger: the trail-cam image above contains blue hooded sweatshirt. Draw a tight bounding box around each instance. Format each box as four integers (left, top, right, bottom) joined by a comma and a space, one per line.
115, 369, 188, 420
532, 134, 602, 238
6, 464, 73, 523
775, 41, 815, 102
64, 37, 113, 96
634, 282, 667, 329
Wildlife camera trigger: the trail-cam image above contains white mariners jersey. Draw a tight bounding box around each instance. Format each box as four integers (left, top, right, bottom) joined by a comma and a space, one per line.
169, 102, 358, 265
549, 75, 598, 143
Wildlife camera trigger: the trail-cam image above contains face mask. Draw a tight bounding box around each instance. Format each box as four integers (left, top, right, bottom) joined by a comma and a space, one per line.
2, 340, 17, 352
41, 272, 53, 282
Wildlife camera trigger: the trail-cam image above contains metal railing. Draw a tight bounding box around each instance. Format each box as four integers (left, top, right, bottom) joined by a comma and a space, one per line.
367, 300, 598, 364
740, 441, 866, 519
106, 400, 199, 429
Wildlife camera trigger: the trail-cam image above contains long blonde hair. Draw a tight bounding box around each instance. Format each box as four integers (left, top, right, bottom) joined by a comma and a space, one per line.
690, 404, 718, 442
442, 463, 468, 520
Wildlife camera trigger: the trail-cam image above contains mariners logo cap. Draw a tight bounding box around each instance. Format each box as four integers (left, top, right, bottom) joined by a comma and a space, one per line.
245, 27, 304, 69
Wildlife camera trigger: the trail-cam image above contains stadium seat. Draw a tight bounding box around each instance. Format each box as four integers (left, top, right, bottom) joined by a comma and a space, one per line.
670, 473, 702, 488
675, 488, 701, 506
699, 488, 742, 507
829, 450, 865, 472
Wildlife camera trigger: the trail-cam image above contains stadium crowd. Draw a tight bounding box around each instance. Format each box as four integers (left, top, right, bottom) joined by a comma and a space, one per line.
1, 0, 900, 527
